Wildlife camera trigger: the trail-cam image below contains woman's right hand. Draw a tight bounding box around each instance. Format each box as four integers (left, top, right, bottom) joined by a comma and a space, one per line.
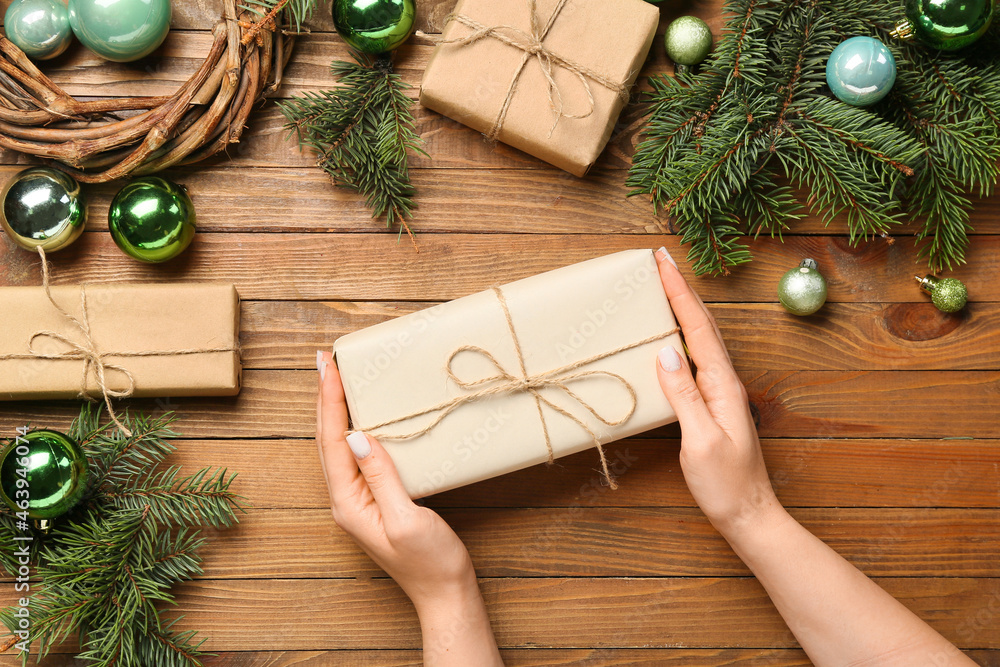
652, 247, 784, 538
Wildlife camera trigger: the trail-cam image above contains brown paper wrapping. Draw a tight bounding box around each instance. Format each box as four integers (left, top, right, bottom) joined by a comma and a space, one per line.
333, 249, 682, 498
0, 284, 241, 400
419, 0, 660, 176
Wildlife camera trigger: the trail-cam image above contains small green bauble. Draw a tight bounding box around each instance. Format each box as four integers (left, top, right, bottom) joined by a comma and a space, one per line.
332, 0, 415, 54
665, 16, 713, 67
778, 258, 828, 316
4, 0, 74, 60
68, 0, 171, 62
0, 430, 89, 521
897, 0, 993, 50
916, 275, 968, 313
1, 167, 86, 252
108, 177, 196, 263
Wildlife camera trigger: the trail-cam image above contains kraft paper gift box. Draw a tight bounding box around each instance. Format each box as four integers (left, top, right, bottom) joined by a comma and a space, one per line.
419, 0, 661, 177
333, 249, 683, 498
0, 283, 242, 400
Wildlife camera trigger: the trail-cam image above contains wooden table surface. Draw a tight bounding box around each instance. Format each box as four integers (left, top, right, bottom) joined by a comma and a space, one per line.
2, 0, 1000, 664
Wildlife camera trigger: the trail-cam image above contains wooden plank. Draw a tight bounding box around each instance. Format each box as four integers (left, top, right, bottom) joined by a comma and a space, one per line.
238, 300, 1000, 371
2, 233, 998, 303
12, 164, 994, 237
3, 577, 995, 650
194, 507, 1000, 578
0, 369, 998, 438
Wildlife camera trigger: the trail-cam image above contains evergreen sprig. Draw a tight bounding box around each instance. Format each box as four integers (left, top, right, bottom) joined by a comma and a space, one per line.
0, 405, 245, 667
628, 0, 1000, 275
278, 53, 425, 244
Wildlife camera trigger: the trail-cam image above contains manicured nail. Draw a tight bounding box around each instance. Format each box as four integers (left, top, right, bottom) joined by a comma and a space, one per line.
317, 351, 327, 381
655, 246, 678, 269
346, 431, 372, 459
658, 346, 681, 372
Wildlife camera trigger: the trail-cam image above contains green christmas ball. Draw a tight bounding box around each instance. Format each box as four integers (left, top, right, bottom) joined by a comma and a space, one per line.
0, 430, 89, 521
108, 177, 196, 263
916, 275, 968, 313
778, 258, 828, 316
4, 0, 74, 60
1, 167, 86, 253
902, 0, 993, 50
68, 0, 171, 62
332, 0, 415, 54
665, 16, 713, 67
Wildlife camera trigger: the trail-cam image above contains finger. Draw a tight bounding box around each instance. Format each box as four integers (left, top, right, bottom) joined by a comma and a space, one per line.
318, 353, 365, 504
655, 343, 720, 436
655, 247, 738, 382
345, 432, 416, 523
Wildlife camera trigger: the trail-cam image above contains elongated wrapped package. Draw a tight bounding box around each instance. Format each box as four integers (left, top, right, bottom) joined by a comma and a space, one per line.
0, 284, 241, 400
333, 249, 682, 498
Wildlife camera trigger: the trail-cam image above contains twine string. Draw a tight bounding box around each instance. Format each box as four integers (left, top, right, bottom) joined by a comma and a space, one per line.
0, 246, 239, 437
357, 286, 679, 489
422, 0, 629, 140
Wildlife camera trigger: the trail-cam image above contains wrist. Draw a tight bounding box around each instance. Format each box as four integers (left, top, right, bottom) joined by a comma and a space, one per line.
411, 568, 484, 621
711, 491, 789, 546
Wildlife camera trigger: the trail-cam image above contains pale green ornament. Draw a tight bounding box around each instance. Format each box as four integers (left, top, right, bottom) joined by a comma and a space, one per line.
665, 16, 713, 67
778, 258, 828, 316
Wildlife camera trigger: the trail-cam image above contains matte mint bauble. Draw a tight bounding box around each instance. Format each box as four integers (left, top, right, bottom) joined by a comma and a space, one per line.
664, 16, 713, 67
332, 0, 415, 54
68, 0, 171, 62
826, 36, 896, 107
4, 0, 73, 60
1, 166, 86, 252
0, 430, 89, 521
900, 0, 993, 50
108, 177, 196, 263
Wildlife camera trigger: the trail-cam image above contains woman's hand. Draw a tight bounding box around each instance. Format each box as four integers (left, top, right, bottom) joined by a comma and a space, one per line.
316, 351, 504, 666
652, 248, 783, 539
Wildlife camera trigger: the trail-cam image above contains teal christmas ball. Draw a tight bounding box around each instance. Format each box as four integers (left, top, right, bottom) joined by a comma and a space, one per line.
4, 0, 73, 60
68, 0, 171, 62
0, 430, 89, 521
1, 167, 86, 252
332, 0, 415, 54
664, 16, 713, 67
903, 0, 993, 50
778, 259, 828, 316
108, 177, 196, 263
826, 36, 896, 107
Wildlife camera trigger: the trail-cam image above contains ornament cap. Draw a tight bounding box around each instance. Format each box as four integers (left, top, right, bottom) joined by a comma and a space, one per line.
915, 274, 938, 294
800, 258, 819, 271
890, 20, 915, 40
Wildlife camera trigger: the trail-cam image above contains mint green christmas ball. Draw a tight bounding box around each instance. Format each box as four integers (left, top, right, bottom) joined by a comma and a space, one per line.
665, 16, 713, 67
68, 0, 171, 62
4, 0, 73, 60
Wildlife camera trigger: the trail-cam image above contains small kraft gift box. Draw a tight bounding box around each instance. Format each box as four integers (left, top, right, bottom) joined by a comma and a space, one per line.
333, 249, 683, 498
419, 0, 661, 176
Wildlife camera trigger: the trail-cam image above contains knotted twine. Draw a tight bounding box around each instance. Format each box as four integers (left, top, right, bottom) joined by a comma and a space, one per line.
354, 287, 679, 489
0, 247, 240, 436
420, 0, 631, 141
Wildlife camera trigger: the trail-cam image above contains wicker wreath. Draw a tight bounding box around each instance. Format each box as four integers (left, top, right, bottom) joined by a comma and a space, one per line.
0, 0, 296, 183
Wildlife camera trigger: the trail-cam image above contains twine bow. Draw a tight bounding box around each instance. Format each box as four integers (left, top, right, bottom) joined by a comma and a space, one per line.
0, 247, 239, 436
357, 287, 678, 489
423, 0, 631, 140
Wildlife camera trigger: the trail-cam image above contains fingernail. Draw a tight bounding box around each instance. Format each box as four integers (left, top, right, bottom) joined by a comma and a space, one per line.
655, 246, 678, 269
346, 431, 372, 459
658, 346, 681, 372
317, 351, 327, 381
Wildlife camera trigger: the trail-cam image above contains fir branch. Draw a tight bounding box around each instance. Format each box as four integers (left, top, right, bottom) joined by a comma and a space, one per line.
278, 53, 425, 245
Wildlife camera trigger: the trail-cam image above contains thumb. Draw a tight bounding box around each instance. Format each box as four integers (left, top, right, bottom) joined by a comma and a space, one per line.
655, 345, 717, 435
345, 432, 415, 512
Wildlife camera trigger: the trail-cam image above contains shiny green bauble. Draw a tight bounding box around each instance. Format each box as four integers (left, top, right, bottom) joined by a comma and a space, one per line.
0, 430, 89, 521
4, 0, 74, 60
665, 16, 713, 67
108, 177, 196, 263
332, 0, 415, 54
916, 275, 968, 313
778, 258, 828, 316
68, 0, 171, 62
1, 167, 86, 253
902, 0, 993, 50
